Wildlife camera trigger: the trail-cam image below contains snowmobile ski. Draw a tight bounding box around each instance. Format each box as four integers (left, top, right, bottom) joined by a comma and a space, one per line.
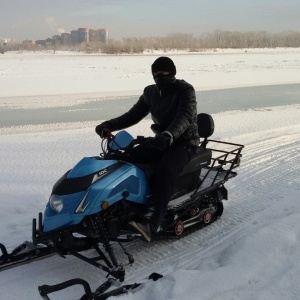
38, 272, 163, 300
0, 241, 54, 272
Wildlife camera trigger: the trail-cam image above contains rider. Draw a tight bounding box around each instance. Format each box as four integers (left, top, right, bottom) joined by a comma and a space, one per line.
95, 56, 199, 242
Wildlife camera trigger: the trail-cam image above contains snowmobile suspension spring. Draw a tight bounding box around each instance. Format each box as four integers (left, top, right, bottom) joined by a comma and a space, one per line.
97, 220, 119, 268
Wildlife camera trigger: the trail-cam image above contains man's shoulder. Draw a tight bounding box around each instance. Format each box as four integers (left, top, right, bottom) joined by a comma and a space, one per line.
144, 84, 156, 91
175, 79, 194, 89
143, 84, 158, 97
174, 80, 195, 97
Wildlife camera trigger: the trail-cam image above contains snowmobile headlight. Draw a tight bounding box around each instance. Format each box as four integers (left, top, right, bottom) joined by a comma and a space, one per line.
49, 194, 63, 212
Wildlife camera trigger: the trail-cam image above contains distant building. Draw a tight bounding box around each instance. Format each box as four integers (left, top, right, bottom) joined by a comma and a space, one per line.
33, 27, 108, 48
22, 40, 35, 45
52, 35, 62, 45
78, 28, 89, 43
89, 29, 108, 44
61, 33, 71, 45
36, 40, 46, 47
70, 30, 79, 44
1, 38, 13, 45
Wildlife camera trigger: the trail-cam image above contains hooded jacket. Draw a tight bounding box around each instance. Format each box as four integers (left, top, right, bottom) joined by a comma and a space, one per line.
106, 79, 200, 146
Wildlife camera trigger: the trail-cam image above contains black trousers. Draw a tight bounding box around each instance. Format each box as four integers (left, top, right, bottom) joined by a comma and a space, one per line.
127, 144, 191, 230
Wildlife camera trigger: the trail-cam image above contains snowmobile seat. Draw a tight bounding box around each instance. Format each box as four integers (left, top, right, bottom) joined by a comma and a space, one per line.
180, 147, 211, 176
197, 113, 214, 148
136, 144, 212, 198
179, 113, 215, 175
171, 113, 214, 196
137, 113, 215, 197
173, 146, 212, 196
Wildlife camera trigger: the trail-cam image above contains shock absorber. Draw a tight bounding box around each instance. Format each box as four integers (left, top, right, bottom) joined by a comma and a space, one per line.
94, 216, 119, 268
89, 212, 133, 280
98, 220, 126, 282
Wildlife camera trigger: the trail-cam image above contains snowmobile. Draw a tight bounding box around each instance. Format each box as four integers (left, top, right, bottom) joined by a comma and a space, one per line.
0, 113, 243, 299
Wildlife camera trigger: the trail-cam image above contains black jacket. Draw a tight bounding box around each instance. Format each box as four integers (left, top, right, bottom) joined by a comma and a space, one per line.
106, 79, 200, 146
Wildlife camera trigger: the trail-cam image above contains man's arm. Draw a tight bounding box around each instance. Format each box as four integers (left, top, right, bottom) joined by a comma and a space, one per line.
165, 85, 197, 140
107, 95, 150, 132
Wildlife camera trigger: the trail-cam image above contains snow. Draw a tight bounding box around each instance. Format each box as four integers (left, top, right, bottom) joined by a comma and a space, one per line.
0, 48, 300, 300
1, 48, 300, 100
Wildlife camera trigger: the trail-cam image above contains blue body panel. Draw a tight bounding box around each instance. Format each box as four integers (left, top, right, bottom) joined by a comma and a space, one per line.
43, 156, 151, 233
68, 157, 118, 178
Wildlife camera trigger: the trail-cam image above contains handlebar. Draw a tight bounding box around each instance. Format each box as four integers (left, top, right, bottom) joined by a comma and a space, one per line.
100, 131, 157, 160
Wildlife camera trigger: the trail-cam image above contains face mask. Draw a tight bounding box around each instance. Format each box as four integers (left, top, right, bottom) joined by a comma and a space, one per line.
153, 74, 175, 94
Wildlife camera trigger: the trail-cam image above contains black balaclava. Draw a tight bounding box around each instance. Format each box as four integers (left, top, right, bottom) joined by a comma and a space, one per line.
151, 57, 176, 95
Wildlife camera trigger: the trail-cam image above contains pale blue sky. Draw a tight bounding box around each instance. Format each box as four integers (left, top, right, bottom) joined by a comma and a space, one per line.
1, 0, 300, 41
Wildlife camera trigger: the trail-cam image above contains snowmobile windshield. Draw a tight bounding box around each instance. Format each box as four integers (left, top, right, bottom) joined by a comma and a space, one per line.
109, 130, 134, 150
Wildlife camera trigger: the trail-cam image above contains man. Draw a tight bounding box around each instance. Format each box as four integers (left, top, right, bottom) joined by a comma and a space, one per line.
95, 57, 199, 242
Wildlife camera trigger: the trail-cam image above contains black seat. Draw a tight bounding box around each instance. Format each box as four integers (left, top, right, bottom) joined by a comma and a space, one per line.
172, 113, 214, 197
197, 113, 215, 147
179, 113, 214, 176
140, 113, 215, 198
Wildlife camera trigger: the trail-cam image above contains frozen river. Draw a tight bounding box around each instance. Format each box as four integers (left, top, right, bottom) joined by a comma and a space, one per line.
1, 83, 300, 128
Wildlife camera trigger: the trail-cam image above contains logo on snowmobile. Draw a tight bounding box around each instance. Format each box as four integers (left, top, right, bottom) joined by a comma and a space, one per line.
75, 190, 91, 213
92, 168, 109, 183
195, 161, 209, 168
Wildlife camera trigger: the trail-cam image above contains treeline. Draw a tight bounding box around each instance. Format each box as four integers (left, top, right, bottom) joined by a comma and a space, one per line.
119, 30, 300, 52
2, 30, 300, 54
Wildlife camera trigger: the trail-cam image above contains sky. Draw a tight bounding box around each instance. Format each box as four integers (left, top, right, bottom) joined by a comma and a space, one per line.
1, 0, 300, 42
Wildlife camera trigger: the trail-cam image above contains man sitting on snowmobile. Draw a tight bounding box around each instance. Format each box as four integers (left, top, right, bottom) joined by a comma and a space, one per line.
95, 56, 199, 242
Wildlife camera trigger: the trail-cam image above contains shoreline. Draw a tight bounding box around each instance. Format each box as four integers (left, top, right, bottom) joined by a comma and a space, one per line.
1, 82, 300, 110
1, 103, 299, 136
3, 47, 300, 56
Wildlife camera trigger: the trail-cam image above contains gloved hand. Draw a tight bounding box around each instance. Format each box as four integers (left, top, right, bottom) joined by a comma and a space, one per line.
153, 132, 172, 150
95, 122, 111, 138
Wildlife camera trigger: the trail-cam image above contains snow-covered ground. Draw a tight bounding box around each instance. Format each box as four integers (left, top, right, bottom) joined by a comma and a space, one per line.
0, 49, 300, 300
1, 48, 300, 101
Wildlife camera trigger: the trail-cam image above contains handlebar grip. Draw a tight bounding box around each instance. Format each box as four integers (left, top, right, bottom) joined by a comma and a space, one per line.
103, 128, 114, 138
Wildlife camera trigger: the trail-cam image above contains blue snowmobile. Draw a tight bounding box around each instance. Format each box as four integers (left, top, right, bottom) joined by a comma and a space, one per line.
0, 113, 243, 299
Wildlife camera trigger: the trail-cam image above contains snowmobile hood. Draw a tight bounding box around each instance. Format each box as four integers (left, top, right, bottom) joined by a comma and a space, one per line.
68, 157, 118, 178
52, 158, 124, 196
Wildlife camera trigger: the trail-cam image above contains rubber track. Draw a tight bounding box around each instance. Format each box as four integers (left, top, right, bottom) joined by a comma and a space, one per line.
155, 216, 220, 240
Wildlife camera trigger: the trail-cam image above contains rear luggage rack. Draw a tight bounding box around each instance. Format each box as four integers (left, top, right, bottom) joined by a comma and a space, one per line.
193, 139, 243, 197
168, 139, 243, 210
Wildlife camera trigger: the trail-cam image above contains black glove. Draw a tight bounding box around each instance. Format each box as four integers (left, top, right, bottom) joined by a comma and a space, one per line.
95, 121, 111, 138
153, 133, 172, 150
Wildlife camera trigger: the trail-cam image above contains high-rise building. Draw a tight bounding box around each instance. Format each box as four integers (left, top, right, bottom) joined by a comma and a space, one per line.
78, 28, 89, 43
89, 29, 108, 44
35, 28, 109, 46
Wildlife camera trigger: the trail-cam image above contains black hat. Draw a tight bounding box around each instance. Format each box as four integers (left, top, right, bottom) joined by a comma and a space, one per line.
151, 57, 176, 77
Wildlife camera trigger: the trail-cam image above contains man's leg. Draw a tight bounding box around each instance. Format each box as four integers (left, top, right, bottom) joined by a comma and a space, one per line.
149, 145, 190, 230
129, 145, 190, 241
